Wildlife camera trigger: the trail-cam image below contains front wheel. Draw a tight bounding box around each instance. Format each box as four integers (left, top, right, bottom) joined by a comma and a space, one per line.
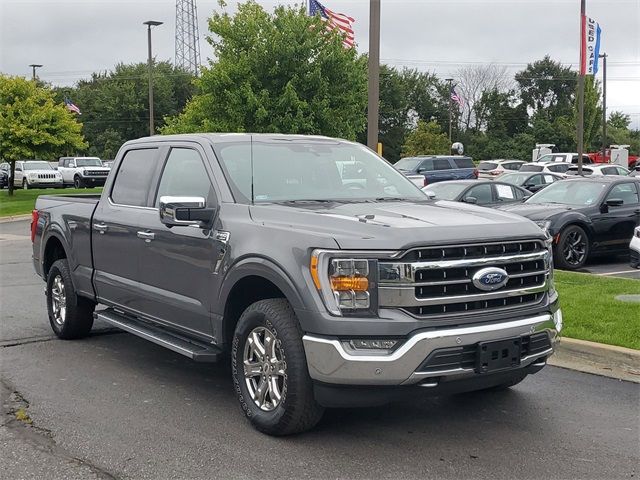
74, 176, 85, 189
232, 299, 324, 435
554, 225, 590, 270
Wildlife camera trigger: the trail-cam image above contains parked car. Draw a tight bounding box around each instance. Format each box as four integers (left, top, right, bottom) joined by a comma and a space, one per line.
394, 155, 478, 186
0, 169, 8, 189
58, 157, 111, 188
423, 180, 530, 207
533, 153, 593, 164
500, 177, 640, 270
477, 160, 526, 179
497, 171, 563, 193
31, 133, 560, 435
520, 162, 572, 176
565, 164, 630, 177
0, 160, 63, 189
630, 227, 640, 268
629, 166, 640, 178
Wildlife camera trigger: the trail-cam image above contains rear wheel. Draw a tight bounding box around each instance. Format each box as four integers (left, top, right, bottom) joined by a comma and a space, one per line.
554, 225, 589, 270
46, 259, 95, 339
232, 298, 324, 435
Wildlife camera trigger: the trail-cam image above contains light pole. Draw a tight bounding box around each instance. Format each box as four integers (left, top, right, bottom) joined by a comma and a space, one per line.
445, 78, 454, 143
29, 64, 43, 81
367, 0, 381, 152
576, 0, 586, 175
599, 53, 607, 160
143, 20, 163, 136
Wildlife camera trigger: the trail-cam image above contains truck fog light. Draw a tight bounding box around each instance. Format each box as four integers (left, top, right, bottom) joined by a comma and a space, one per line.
335, 290, 370, 309
349, 339, 398, 350
553, 309, 563, 332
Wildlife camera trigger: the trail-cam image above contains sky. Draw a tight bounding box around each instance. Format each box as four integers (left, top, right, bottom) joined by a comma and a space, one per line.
1, 0, 639, 127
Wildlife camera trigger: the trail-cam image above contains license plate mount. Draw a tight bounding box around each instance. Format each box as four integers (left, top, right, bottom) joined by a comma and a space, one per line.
476, 337, 522, 374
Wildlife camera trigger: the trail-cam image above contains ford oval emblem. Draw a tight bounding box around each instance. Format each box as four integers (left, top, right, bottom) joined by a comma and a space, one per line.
472, 267, 509, 291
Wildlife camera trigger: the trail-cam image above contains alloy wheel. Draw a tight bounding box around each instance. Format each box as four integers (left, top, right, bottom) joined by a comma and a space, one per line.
242, 326, 287, 412
562, 230, 587, 266
50, 275, 66, 326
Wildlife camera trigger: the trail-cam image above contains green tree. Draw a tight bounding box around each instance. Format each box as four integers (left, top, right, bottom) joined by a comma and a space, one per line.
580, 76, 603, 151
401, 120, 449, 157
608, 111, 631, 129
162, 1, 367, 139
55, 62, 195, 158
0, 75, 86, 195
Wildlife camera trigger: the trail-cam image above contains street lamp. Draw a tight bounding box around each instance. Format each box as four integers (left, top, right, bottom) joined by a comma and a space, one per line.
29, 64, 43, 81
143, 20, 163, 136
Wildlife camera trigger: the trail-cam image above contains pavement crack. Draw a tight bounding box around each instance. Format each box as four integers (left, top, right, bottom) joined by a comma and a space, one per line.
1, 380, 120, 480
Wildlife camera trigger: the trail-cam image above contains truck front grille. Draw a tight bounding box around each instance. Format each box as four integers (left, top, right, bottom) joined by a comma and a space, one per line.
85, 170, 108, 176
379, 240, 550, 319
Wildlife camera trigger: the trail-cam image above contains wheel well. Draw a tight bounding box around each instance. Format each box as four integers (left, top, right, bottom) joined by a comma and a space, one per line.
223, 276, 286, 346
43, 237, 67, 277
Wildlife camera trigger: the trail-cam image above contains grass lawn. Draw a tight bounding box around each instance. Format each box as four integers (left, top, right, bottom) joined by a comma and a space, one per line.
0, 188, 103, 217
556, 270, 640, 350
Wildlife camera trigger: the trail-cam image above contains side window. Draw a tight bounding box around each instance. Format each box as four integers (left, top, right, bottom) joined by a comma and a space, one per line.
465, 184, 493, 204
601, 167, 614, 176
155, 148, 216, 206
547, 165, 559, 173
453, 158, 474, 168
419, 159, 434, 171
528, 175, 543, 186
605, 184, 639, 205
110, 148, 158, 207
433, 159, 451, 170
513, 187, 526, 199
617, 167, 628, 175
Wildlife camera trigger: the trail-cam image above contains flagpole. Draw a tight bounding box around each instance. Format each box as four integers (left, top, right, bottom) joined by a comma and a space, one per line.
577, 0, 586, 176
367, 0, 381, 152
600, 53, 607, 160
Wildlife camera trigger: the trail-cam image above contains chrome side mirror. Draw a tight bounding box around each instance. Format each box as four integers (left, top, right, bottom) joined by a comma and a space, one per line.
159, 196, 214, 228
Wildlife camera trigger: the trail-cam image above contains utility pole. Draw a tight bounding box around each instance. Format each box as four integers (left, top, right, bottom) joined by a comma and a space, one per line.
367, 0, 381, 151
576, 0, 586, 175
446, 78, 454, 143
144, 20, 163, 136
600, 53, 607, 160
29, 64, 43, 81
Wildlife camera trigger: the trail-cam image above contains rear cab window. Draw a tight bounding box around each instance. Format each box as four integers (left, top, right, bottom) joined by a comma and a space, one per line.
110, 148, 159, 207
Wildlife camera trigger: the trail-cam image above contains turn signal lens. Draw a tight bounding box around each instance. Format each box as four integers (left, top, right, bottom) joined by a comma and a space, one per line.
330, 276, 369, 292
310, 255, 321, 289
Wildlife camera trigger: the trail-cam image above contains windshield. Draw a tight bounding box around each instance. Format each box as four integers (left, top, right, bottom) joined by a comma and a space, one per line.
520, 164, 543, 172
75, 158, 102, 167
394, 157, 422, 171
498, 173, 530, 186
423, 183, 468, 200
214, 140, 426, 204
23, 162, 52, 171
526, 180, 607, 206
478, 161, 498, 171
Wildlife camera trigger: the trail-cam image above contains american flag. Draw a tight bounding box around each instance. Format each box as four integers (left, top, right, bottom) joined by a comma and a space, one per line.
450, 87, 463, 107
308, 0, 355, 48
64, 98, 81, 115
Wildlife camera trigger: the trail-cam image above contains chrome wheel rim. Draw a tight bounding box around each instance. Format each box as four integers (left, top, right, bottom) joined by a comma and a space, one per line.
51, 275, 66, 326
243, 326, 286, 412
562, 230, 587, 266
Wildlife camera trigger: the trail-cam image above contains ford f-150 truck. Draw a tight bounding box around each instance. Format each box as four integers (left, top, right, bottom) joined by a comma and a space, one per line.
31, 134, 562, 436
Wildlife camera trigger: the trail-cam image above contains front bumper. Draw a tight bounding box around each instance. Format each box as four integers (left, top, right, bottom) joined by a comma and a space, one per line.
28, 180, 63, 188
80, 176, 107, 186
630, 234, 640, 268
303, 310, 561, 386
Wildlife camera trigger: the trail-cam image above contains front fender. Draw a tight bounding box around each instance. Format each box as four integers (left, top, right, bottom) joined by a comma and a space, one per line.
550, 213, 595, 240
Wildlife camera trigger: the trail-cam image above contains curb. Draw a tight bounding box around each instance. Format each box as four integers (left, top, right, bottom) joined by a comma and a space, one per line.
550, 337, 640, 383
0, 214, 32, 223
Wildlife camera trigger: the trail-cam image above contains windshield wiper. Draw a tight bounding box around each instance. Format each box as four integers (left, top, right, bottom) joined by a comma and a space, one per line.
374, 197, 411, 202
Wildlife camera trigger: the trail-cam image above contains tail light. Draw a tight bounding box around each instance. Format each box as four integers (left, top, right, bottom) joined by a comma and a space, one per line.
30, 209, 39, 243
490, 170, 501, 176
423, 177, 428, 187
473, 169, 479, 179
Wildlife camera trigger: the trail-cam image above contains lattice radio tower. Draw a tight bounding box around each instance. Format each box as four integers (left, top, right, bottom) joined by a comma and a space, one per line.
175, 0, 201, 75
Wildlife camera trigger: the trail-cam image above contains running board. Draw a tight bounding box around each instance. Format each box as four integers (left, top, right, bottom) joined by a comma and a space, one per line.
94, 309, 221, 362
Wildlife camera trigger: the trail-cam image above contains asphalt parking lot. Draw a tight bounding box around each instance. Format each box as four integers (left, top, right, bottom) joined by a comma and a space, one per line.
576, 255, 640, 279
1, 219, 638, 479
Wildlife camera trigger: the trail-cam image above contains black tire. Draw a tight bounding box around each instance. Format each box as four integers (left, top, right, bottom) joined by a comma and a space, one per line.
22, 179, 29, 190
232, 298, 324, 435
554, 224, 590, 270
74, 176, 84, 189
46, 259, 95, 339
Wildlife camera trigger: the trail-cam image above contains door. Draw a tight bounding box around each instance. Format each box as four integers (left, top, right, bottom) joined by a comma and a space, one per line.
13, 162, 24, 187
58, 158, 74, 184
591, 183, 640, 252
92, 147, 160, 310
422, 158, 454, 183
135, 146, 224, 339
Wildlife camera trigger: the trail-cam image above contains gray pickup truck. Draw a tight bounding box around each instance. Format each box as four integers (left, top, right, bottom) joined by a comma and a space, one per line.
31, 134, 562, 435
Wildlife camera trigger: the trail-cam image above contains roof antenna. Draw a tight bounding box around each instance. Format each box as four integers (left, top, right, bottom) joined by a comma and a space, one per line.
250, 135, 255, 205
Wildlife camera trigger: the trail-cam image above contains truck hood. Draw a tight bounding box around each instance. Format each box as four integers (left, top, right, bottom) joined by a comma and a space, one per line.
498, 202, 580, 221
249, 200, 545, 250
24, 169, 60, 175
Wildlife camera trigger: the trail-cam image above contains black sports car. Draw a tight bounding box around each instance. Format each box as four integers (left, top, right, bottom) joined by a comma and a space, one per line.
500, 177, 640, 270
498, 171, 564, 193
422, 180, 530, 207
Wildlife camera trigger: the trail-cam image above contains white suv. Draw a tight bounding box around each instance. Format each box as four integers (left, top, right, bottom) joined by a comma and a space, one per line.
519, 162, 572, 176
0, 160, 63, 189
58, 157, 110, 188
477, 159, 526, 179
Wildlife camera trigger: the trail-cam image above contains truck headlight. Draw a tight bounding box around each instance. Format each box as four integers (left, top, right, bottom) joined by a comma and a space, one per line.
82, 169, 88, 176
310, 250, 380, 316
535, 220, 552, 234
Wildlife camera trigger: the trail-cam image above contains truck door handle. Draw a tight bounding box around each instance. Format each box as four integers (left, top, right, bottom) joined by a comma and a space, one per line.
94, 223, 108, 234
137, 231, 155, 242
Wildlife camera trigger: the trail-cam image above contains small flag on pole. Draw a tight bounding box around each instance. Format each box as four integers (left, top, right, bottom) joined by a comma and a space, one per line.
450, 87, 463, 107
581, 15, 602, 75
308, 0, 355, 48
64, 98, 81, 115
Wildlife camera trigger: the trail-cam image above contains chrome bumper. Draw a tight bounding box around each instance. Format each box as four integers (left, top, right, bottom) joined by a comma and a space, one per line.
303, 311, 561, 386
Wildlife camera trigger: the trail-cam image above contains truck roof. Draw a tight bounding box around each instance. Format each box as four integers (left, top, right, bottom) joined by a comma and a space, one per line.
125, 133, 351, 146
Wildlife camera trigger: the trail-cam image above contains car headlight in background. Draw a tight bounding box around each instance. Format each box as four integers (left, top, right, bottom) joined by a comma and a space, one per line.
310, 250, 382, 316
